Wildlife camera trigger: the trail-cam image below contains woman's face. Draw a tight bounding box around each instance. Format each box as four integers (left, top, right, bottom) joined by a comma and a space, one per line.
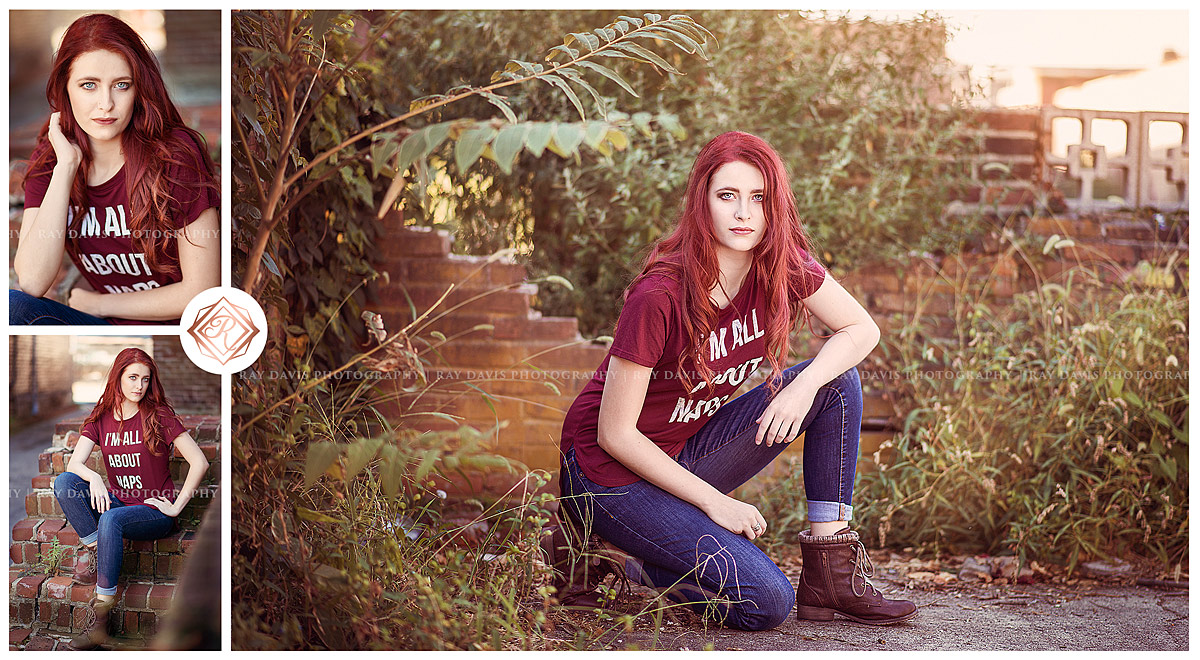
119, 362, 151, 406
66, 49, 135, 148
708, 160, 766, 257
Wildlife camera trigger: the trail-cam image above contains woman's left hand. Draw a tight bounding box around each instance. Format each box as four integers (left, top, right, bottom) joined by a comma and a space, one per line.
69, 288, 102, 317
755, 382, 818, 446
144, 497, 182, 517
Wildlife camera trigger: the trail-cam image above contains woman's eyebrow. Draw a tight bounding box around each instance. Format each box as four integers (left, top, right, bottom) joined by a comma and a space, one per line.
713, 186, 765, 193
74, 75, 134, 82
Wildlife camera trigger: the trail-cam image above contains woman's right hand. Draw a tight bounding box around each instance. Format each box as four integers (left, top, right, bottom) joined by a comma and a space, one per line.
48, 112, 82, 169
88, 476, 112, 514
703, 494, 768, 541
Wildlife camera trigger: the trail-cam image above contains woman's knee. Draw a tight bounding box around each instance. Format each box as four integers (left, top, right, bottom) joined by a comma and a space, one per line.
53, 471, 85, 499
733, 570, 795, 631
97, 510, 124, 538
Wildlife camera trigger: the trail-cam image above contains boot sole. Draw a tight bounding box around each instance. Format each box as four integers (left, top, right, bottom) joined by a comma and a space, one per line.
796, 604, 918, 626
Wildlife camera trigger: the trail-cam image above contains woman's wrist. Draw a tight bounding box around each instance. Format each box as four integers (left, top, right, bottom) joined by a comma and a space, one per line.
53, 160, 80, 176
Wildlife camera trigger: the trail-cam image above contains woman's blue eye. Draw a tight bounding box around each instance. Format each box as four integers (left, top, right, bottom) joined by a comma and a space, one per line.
116, 82, 131, 90
753, 194, 764, 202
81, 82, 96, 90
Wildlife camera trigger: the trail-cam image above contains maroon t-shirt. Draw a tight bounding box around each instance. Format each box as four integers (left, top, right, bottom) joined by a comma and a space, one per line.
561, 254, 826, 487
81, 408, 186, 506
23, 130, 218, 325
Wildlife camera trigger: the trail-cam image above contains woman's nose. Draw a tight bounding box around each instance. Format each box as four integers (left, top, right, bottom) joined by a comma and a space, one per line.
99, 90, 114, 112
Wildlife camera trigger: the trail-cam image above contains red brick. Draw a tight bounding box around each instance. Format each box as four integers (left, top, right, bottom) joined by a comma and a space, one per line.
130, 539, 155, 552
139, 553, 155, 575
169, 555, 185, 577
24, 635, 55, 651
123, 611, 140, 635
38, 453, 52, 475
148, 584, 175, 611
10, 544, 25, 565
156, 536, 183, 553
38, 600, 50, 623
71, 583, 94, 603
10, 628, 31, 645
13, 518, 39, 542
181, 537, 198, 554
53, 602, 72, 628
65, 431, 80, 448
18, 601, 35, 626
39, 493, 58, 517
31, 474, 53, 489
35, 519, 65, 542
25, 493, 37, 517
139, 610, 158, 636
124, 583, 151, 609
58, 526, 80, 546
15, 575, 47, 598
43, 576, 73, 599
52, 452, 65, 473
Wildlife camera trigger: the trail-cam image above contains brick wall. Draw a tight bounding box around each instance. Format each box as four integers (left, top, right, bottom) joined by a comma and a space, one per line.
153, 336, 221, 415
9, 336, 74, 422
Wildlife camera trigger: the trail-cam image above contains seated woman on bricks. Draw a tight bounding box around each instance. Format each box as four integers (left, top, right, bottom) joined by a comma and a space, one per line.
11, 13, 219, 325
546, 131, 917, 630
54, 347, 210, 650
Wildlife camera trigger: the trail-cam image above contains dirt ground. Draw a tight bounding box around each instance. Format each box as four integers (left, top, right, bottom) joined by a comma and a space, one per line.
545, 546, 1189, 651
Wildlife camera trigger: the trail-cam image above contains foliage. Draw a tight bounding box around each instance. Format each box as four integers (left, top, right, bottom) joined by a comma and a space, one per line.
389, 10, 981, 335
39, 538, 69, 575
752, 240, 1188, 573
231, 10, 715, 648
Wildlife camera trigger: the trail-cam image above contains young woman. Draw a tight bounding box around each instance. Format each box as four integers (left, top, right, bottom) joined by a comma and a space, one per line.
53, 347, 210, 650
12, 13, 219, 325
557, 132, 917, 630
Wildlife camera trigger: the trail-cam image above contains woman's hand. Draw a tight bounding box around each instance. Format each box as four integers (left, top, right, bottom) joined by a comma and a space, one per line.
755, 381, 817, 446
144, 497, 183, 517
48, 112, 83, 169
702, 494, 768, 541
88, 477, 112, 514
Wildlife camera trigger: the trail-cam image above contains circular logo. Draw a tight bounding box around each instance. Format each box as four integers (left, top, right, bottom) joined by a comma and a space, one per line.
179, 287, 267, 375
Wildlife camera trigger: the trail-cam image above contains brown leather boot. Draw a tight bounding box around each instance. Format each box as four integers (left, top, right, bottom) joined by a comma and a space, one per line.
539, 521, 625, 608
67, 597, 114, 650
72, 545, 97, 585
795, 527, 917, 625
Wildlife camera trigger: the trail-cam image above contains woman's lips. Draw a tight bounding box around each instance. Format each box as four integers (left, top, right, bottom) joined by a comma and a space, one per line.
731, 227, 754, 235
93, 118, 118, 125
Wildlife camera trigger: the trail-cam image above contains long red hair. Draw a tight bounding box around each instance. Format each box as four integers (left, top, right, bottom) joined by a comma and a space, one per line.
630, 131, 822, 395
81, 347, 179, 456
25, 13, 218, 278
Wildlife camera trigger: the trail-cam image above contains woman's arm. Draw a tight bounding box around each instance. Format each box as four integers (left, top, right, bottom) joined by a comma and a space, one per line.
144, 431, 209, 517
754, 274, 881, 445
68, 207, 220, 320
597, 355, 769, 540
66, 435, 115, 514
15, 114, 80, 297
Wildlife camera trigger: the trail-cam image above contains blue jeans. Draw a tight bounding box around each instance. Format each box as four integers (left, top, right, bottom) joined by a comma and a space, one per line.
560, 360, 863, 630
53, 471, 175, 596
10, 289, 113, 325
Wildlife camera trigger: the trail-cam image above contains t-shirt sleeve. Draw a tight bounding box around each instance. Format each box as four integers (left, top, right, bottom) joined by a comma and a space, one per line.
168, 132, 219, 230
22, 143, 53, 209
80, 418, 100, 444
158, 410, 188, 446
792, 248, 827, 300
608, 281, 673, 369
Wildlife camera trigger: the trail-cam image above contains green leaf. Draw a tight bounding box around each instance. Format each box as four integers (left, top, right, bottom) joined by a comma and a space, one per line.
657, 113, 687, 139
379, 445, 404, 499
295, 506, 346, 524
583, 122, 609, 149
573, 60, 640, 97
396, 122, 452, 176
541, 74, 586, 121
550, 123, 585, 157
609, 41, 682, 75
525, 122, 554, 157
612, 20, 629, 36
547, 43, 580, 61
568, 32, 600, 52
370, 132, 400, 178
479, 91, 517, 124
642, 25, 708, 57
594, 27, 616, 42
557, 68, 606, 115
414, 450, 438, 482
344, 437, 383, 482
304, 442, 341, 488
643, 12, 662, 23
631, 111, 653, 135
606, 128, 629, 150
492, 124, 529, 174
618, 15, 644, 28
455, 125, 498, 174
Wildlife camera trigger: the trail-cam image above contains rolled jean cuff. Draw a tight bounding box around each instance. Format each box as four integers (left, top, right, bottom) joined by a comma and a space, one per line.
807, 500, 853, 523
95, 584, 117, 596
79, 531, 98, 546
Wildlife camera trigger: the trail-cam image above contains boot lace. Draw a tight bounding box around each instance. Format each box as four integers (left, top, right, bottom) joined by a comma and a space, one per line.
851, 540, 881, 598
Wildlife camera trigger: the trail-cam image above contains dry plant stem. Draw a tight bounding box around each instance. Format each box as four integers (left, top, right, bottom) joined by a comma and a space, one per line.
235, 285, 455, 434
